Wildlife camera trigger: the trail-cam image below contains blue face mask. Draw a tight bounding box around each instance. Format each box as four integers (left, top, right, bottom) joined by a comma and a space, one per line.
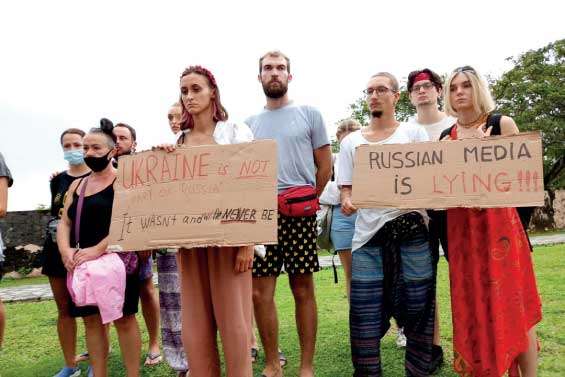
64, 149, 85, 166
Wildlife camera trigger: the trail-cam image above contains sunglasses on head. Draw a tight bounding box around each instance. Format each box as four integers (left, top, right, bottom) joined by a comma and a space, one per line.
453, 65, 476, 74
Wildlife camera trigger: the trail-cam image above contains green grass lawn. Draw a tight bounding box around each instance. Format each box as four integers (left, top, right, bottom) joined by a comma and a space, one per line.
0, 275, 49, 288
1, 244, 563, 376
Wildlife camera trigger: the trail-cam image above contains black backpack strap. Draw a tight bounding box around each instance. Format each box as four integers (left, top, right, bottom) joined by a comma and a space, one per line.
332, 254, 338, 284
178, 132, 185, 145
486, 113, 502, 135
439, 125, 456, 141
485, 112, 534, 251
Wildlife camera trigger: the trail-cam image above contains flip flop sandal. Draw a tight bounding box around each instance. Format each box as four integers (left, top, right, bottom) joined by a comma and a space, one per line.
279, 350, 287, 367
75, 351, 89, 363
144, 352, 163, 366
251, 347, 259, 363
76, 345, 112, 363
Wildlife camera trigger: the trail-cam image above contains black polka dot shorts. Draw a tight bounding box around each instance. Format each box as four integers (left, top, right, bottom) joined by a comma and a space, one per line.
253, 213, 320, 277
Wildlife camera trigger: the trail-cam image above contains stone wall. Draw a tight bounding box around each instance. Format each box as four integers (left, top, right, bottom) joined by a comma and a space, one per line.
0, 210, 49, 247
528, 190, 565, 231
0, 210, 49, 274
554, 190, 565, 229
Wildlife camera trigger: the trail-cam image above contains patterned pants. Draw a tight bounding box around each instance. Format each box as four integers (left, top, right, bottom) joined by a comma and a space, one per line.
156, 251, 189, 373
350, 213, 436, 376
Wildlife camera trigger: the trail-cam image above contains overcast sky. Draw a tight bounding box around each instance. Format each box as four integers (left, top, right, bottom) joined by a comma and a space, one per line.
1, 0, 564, 210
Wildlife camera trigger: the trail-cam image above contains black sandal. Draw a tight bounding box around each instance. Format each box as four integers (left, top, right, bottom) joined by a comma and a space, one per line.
75, 351, 89, 363
251, 347, 259, 363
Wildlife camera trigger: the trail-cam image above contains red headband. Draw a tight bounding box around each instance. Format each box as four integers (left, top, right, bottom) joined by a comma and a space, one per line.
414, 72, 432, 84
414, 72, 431, 84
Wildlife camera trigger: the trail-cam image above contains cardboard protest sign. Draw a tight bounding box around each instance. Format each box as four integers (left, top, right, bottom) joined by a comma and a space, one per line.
108, 140, 278, 251
352, 132, 544, 209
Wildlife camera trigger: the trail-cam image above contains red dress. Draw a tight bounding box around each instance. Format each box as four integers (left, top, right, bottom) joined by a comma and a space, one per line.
447, 127, 542, 376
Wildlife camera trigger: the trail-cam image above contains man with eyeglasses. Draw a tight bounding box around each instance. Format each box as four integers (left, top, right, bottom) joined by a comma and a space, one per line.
407, 69, 456, 141
338, 72, 436, 376
406, 68, 455, 373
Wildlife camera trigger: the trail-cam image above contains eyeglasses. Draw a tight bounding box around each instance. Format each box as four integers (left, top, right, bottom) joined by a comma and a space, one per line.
453, 65, 476, 74
363, 86, 396, 97
167, 114, 180, 121
410, 82, 436, 92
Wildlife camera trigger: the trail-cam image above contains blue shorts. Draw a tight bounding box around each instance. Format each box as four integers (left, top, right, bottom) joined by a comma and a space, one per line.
330, 205, 357, 252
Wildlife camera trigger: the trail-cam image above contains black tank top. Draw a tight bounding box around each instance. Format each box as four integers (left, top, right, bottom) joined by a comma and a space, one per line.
67, 179, 115, 248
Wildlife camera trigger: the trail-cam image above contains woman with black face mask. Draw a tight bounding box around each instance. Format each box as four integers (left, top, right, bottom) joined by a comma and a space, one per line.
57, 119, 142, 377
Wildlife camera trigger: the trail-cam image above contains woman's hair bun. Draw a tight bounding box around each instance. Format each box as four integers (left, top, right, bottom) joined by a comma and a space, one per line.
99, 118, 114, 134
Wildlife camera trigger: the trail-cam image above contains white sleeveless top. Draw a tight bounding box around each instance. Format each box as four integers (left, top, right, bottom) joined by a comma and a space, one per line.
179, 121, 254, 145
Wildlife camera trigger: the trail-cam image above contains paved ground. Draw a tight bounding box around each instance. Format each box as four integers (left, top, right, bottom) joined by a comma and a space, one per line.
528, 233, 565, 246
1, 233, 563, 303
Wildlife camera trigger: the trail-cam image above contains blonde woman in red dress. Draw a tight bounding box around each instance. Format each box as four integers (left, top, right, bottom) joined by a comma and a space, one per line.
441, 66, 542, 377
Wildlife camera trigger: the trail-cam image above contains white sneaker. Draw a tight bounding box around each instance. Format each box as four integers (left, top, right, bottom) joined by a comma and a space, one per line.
396, 327, 407, 348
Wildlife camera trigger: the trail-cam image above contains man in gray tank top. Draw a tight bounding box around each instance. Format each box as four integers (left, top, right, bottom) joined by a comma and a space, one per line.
246, 50, 332, 377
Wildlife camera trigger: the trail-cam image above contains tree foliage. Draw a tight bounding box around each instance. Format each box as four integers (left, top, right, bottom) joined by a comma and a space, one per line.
330, 138, 340, 153
492, 39, 565, 189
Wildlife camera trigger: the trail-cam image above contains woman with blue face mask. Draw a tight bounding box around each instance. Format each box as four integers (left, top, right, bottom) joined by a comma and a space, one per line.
43, 128, 91, 377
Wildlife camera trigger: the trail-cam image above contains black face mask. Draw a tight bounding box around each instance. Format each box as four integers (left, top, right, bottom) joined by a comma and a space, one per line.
84, 151, 112, 172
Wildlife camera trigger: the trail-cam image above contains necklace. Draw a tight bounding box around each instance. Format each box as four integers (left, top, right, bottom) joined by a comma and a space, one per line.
457, 113, 488, 128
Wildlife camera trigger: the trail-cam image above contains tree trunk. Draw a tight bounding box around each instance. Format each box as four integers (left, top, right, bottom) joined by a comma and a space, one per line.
530, 189, 556, 230
544, 155, 564, 190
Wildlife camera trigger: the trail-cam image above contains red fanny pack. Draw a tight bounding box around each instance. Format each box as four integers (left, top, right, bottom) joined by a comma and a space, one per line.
278, 186, 320, 217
